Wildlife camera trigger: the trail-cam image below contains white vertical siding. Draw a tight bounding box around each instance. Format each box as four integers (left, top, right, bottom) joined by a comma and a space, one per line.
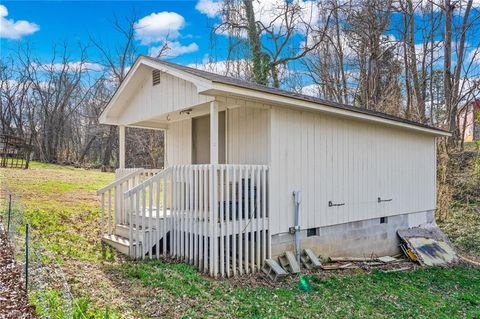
270, 107, 436, 234
227, 105, 270, 164
118, 70, 213, 125
166, 104, 271, 167
166, 119, 192, 166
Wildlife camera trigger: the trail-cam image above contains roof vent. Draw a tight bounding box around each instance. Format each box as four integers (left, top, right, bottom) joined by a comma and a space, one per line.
152, 70, 161, 86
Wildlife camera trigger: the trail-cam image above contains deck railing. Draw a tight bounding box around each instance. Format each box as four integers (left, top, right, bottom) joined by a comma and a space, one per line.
115, 168, 161, 180
97, 168, 145, 236
123, 164, 270, 278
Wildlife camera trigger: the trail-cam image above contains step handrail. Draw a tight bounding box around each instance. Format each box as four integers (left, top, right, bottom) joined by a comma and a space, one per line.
123, 167, 172, 198
96, 168, 145, 195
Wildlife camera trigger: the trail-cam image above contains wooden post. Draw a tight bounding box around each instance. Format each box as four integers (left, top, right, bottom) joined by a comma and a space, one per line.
209, 101, 218, 276
119, 125, 126, 169
210, 101, 218, 164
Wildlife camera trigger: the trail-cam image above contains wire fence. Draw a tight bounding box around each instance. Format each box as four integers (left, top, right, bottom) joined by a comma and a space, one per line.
0, 192, 81, 318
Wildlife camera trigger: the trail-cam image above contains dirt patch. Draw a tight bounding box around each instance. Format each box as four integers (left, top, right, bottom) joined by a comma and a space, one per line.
0, 223, 36, 319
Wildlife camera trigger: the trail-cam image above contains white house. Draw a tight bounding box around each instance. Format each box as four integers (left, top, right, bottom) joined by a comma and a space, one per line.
97, 55, 450, 278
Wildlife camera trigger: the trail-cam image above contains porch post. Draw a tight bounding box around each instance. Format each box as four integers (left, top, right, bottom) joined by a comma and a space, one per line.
209, 100, 219, 276
210, 101, 219, 164
119, 125, 126, 169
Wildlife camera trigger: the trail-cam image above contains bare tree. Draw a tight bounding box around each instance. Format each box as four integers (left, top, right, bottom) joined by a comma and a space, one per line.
90, 15, 138, 170
217, 0, 332, 88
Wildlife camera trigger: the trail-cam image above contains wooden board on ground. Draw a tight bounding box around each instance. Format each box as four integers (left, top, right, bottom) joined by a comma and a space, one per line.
377, 256, 398, 263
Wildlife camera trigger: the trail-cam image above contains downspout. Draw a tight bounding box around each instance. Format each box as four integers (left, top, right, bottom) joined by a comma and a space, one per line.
292, 191, 302, 264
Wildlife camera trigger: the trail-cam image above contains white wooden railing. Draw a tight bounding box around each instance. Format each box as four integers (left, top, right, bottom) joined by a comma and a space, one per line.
97, 168, 145, 236
123, 164, 270, 278
115, 168, 161, 180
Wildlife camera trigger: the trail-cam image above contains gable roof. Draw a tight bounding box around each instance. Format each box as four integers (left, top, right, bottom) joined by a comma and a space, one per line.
140, 55, 449, 136
101, 55, 450, 136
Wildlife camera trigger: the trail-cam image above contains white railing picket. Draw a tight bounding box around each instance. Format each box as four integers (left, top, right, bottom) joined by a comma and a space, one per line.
189, 167, 194, 264
199, 166, 204, 272
262, 167, 266, 264
141, 188, 146, 259
203, 165, 208, 273
135, 191, 140, 259
255, 167, 261, 271
238, 166, 243, 275
225, 166, 231, 277
248, 167, 255, 272
220, 167, 225, 277
148, 183, 153, 258
156, 179, 160, 259
232, 166, 237, 277
107, 190, 112, 235
163, 175, 167, 257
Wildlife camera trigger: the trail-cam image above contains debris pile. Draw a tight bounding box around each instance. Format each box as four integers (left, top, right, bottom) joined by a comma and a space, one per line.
320, 255, 415, 273
262, 225, 460, 281
262, 249, 415, 281
398, 226, 459, 266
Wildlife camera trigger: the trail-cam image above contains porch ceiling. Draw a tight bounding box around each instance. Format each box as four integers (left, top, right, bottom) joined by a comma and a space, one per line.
126, 101, 212, 130
126, 100, 238, 130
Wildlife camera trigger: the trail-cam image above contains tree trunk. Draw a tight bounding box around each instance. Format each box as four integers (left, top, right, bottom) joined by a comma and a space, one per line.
102, 126, 116, 171
444, 0, 455, 146
243, 0, 269, 85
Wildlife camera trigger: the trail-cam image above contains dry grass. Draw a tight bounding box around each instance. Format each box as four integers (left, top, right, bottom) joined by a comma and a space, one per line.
437, 142, 480, 262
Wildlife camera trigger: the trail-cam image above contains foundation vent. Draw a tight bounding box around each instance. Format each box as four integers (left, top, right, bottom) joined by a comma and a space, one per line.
152, 70, 161, 86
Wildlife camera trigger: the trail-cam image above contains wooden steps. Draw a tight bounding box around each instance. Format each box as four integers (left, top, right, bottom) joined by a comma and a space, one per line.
102, 234, 134, 256
103, 224, 157, 258
114, 224, 151, 239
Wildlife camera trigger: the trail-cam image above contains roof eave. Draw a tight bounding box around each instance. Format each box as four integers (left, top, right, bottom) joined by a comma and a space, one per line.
204, 82, 451, 137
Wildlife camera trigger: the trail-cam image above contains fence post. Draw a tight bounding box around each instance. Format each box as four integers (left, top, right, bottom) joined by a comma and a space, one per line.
25, 224, 29, 294
7, 194, 12, 234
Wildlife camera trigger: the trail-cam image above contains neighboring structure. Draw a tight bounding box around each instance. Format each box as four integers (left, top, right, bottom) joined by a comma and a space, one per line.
97, 55, 450, 277
0, 134, 32, 169
458, 100, 480, 142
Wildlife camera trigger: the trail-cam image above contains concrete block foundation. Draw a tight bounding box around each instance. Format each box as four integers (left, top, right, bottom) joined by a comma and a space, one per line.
271, 210, 435, 259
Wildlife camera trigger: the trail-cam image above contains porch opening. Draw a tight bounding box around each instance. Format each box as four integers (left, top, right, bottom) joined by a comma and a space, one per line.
192, 111, 226, 164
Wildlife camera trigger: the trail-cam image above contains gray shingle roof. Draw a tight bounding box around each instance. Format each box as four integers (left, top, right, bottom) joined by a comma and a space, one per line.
142, 55, 449, 134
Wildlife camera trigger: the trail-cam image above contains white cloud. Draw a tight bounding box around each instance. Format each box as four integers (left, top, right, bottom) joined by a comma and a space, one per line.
299, 83, 321, 97
135, 11, 197, 58
150, 41, 199, 58
0, 5, 39, 39
467, 48, 480, 65
134, 12, 185, 45
195, 0, 222, 18
198, 0, 320, 37
188, 57, 251, 78
37, 61, 104, 72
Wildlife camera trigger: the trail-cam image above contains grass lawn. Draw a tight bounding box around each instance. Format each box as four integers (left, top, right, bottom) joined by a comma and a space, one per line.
0, 161, 479, 318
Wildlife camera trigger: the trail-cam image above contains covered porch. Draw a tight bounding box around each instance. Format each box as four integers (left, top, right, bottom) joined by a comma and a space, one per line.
97, 92, 271, 277
96, 59, 271, 277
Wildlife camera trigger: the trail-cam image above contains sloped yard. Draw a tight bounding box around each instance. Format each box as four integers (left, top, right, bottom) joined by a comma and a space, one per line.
0, 161, 479, 318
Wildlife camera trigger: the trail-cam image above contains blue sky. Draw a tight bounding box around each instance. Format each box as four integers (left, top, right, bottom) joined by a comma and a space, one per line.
1, 0, 479, 94
0, 1, 222, 65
